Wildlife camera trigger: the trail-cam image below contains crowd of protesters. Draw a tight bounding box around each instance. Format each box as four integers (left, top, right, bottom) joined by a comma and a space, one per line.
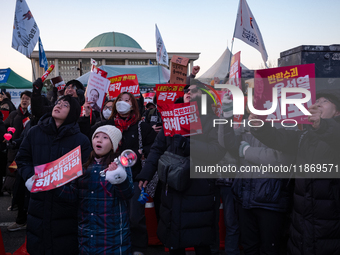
0, 65, 340, 255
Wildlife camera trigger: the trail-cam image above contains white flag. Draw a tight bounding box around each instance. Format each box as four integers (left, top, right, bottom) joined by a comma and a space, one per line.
12, 0, 40, 58
233, 0, 268, 64
155, 24, 169, 67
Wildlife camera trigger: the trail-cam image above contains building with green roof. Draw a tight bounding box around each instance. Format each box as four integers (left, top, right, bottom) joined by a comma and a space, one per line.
30, 31, 200, 88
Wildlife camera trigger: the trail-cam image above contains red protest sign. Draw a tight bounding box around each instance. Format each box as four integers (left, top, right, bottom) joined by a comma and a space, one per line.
158, 102, 202, 137
229, 51, 242, 90
1, 110, 9, 121
254, 64, 316, 123
156, 84, 185, 104
107, 74, 140, 99
31, 146, 82, 192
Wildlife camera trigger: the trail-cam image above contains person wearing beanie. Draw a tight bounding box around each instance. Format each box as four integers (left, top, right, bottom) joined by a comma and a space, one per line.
15, 93, 92, 255
59, 124, 134, 254
80, 91, 157, 255
250, 88, 340, 255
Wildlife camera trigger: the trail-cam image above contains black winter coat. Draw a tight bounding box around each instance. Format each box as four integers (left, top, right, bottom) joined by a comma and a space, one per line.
15, 113, 92, 255
251, 117, 340, 255
136, 112, 231, 249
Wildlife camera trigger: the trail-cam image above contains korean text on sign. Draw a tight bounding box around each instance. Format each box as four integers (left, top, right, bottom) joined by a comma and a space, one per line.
254, 64, 316, 124
31, 146, 82, 192
158, 102, 202, 137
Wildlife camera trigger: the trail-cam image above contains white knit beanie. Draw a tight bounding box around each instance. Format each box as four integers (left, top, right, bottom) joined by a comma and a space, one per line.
92, 125, 122, 152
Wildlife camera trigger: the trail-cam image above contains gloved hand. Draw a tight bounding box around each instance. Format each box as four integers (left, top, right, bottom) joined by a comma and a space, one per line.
138, 187, 149, 204
105, 164, 127, 184
33, 78, 43, 95
222, 93, 233, 118
239, 141, 250, 157
25, 175, 36, 192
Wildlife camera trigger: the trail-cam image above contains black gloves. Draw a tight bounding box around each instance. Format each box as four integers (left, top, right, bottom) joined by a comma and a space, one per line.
33, 78, 43, 95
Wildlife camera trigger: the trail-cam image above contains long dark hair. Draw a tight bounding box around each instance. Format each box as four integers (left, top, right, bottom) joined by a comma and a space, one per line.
83, 149, 120, 170
109, 92, 140, 120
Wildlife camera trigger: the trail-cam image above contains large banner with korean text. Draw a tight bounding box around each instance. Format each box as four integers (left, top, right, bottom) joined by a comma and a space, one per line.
254, 64, 316, 123
158, 102, 202, 137
31, 146, 82, 192
108, 74, 140, 99
155, 84, 185, 104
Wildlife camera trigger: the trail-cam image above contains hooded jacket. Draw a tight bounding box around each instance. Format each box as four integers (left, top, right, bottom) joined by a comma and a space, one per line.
15, 113, 92, 255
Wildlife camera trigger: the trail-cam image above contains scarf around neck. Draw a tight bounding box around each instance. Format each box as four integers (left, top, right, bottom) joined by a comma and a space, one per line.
114, 114, 137, 132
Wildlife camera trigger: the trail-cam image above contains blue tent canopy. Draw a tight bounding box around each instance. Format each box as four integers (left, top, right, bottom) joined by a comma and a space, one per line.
77, 65, 170, 87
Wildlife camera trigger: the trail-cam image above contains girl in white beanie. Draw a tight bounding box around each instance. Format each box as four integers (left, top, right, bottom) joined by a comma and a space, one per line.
77, 125, 134, 254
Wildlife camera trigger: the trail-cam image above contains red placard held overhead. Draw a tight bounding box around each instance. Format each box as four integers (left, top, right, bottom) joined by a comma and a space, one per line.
155, 84, 185, 104
107, 74, 140, 99
254, 64, 316, 124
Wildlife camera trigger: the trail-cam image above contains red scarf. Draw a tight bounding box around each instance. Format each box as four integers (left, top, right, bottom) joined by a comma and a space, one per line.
114, 114, 137, 132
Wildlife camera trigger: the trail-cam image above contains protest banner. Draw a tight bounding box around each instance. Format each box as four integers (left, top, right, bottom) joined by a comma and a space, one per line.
31, 146, 82, 192
155, 84, 185, 104
170, 55, 189, 84
254, 64, 316, 123
158, 102, 202, 137
229, 51, 242, 90
107, 74, 140, 99
229, 51, 243, 127
85, 70, 110, 112
51, 76, 65, 92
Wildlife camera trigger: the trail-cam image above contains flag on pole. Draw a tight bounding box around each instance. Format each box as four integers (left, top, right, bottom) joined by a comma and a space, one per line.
155, 24, 169, 67
91, 58, 98, 66
38, 37, 48, 71
233, 0, 268, 65
12, 0, 40, 58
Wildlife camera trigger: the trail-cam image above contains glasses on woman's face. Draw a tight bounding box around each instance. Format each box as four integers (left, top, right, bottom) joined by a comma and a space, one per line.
184, 87, 199, 94
65, 85, 77, 91
103, 105, 113, 111
55, 100, 70, 108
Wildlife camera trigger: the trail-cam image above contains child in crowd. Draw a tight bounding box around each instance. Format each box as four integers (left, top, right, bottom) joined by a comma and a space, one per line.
76, 125, 134, 254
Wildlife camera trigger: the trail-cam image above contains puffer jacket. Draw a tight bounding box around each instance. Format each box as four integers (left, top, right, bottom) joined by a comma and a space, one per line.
251, 117, 340, 255
77, 163, 134, 255
15, 113, 92, 255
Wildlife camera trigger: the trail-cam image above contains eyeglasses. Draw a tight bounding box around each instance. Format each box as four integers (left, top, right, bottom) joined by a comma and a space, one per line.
65, 85, 77, 91
184, 87, 199, 94
55, 100, 70, 108
103, 105, 113, 111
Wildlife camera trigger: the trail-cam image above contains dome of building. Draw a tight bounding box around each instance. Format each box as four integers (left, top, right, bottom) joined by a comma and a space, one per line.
82, 32, 145, 53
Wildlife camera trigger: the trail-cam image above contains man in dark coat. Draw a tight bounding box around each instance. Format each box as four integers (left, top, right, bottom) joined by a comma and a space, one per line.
250, 89, 340, 255
137, 82, 237, 254
2, 91, 31, 198
16, 95, 92, 255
